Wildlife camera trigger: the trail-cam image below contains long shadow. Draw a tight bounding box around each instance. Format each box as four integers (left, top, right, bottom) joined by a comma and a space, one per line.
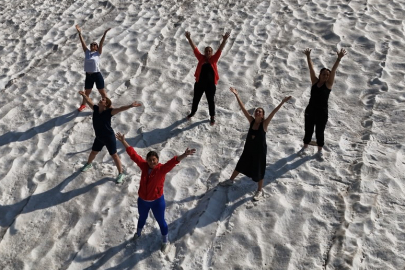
119, 118, 209, 151
0, 171, 110, 229
0, 110, 91, 147
70, 152, 314, 268
264, 152, 316, 187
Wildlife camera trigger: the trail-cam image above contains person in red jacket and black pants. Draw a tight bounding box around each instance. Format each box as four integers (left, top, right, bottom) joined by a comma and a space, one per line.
116, 132, 196, 252
185, 31, 230, 125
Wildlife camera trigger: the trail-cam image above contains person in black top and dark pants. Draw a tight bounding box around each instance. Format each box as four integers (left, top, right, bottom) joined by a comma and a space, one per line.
302, 48, 347, 156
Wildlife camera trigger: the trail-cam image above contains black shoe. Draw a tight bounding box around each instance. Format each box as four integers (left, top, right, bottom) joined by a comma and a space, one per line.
210, 117, 215, 125
187, 113, 194, 120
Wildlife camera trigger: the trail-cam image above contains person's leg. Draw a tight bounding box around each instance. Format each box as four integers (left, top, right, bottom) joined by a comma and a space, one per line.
95, 72, 107, 99
220, 170, 239, 186
87, 150, 98, 164
189, 82, 205, 118
315, 115, 328, 151
111, 154, 123, 174
150, 195, 169, 241
82, 73, 94, 106
303, 113, 315, 148
257, 179, 263, 191
136, 198, 151, 237
205, 84, 216, 117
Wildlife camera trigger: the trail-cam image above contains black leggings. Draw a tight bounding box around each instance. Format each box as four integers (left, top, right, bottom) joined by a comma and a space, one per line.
190, 81, 216, 117
303, 112, 328, 147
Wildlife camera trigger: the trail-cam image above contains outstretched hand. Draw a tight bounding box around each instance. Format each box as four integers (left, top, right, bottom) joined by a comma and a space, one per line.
104, 28, 111, 35
76, 24, 81, 33
303, 48, 311, 56
184, 148, 196, 156
282, 96, 292, 103
185, 31, 191, 39
131, 101, 142, 108
229, 87, 238, 95
116, 132, 125, 142
337, 48, 347, 59
223, 32, 231, 40
78, 90, 86, 96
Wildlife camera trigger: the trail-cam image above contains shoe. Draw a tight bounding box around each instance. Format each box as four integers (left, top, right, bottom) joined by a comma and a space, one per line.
133, 233, 140, 241
219, 179, 234, 186
315, 151, 324, 160
253, 190, 264, 201
78, 104, 86, 111
210, 117, 215, 126
116, 173, 125, 184
187, 113, 194, 120
161, 242, 170, 253
80, 163, 92, 172
298, 148, 309, 157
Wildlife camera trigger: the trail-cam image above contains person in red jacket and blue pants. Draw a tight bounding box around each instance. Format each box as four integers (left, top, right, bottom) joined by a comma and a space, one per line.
116, 132, 196, 252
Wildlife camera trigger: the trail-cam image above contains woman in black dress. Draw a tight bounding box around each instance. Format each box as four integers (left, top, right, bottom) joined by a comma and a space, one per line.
301, 48, 346, 156
220, 87, 291, 201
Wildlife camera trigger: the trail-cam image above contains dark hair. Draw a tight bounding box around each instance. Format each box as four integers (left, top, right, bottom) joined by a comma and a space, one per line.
319, 68, 331, 75
205, 46, 213, 52
146, 151, 159, 160
105, 97, 112, 108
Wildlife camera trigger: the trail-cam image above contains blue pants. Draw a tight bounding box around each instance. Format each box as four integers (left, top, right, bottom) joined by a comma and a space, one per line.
137, 195, 168, 236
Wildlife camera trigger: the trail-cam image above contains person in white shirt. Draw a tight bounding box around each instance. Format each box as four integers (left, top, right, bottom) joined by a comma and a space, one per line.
76, 24, 111, 112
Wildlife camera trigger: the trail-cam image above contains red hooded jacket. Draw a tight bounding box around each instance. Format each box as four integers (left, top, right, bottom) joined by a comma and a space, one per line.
126, 146, 179, 201
193, 47, 221, 85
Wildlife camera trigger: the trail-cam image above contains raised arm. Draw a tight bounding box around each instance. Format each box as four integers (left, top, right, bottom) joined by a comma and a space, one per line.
263, 96, 291, 131
111, 101, 142, 116
177, 148, 196, 162
185, 31, 197, 50
98, 28, 111, 55
76, 25, 88, 52
78, 91, 94, 110
217, 32, 230, 52
303, 48, 317, 85
230, 87, 254, 123
116, 132, 131, 148
326, 48, 347, 89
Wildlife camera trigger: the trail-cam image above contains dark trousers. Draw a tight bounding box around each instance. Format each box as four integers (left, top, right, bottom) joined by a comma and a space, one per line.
190, 81, 216, 117
303, 112, 328, 147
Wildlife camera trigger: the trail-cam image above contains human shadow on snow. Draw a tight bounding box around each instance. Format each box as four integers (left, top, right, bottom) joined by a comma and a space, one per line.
0, 110, 91, 147
118, 118, 209, 151
0, 171, 109, 231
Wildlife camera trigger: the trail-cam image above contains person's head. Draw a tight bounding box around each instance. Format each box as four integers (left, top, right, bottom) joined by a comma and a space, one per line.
319, 68, 331, 82
146, 151, 159, 169
254, 107, 265, 121
98, 97, 112, 109
204, 46, 213, 59
90, 42, 99, 51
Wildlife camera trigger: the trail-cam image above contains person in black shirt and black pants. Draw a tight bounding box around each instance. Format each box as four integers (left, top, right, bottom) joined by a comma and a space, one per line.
302, 48, 347, 156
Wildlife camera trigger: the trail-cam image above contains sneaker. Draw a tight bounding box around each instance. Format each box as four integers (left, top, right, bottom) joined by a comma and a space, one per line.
187, 113, 194, 120
253, 190, 264, 201
80, 163, 92, 172
298, 148, 310, 157
210, 116, 215, 126
315, 151, 324, 161
133, 233, 140, 241
78, 104, 86, 111
219, 179, 234, 186
161, 242, 170, 253
116, 173, 125, 184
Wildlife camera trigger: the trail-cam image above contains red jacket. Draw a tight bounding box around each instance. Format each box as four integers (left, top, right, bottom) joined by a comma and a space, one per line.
193, 47, 221, 85
126, 146, 179, 201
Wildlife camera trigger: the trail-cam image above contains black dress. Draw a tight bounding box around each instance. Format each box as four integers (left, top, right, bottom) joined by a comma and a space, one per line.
235, 120, 267, 182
